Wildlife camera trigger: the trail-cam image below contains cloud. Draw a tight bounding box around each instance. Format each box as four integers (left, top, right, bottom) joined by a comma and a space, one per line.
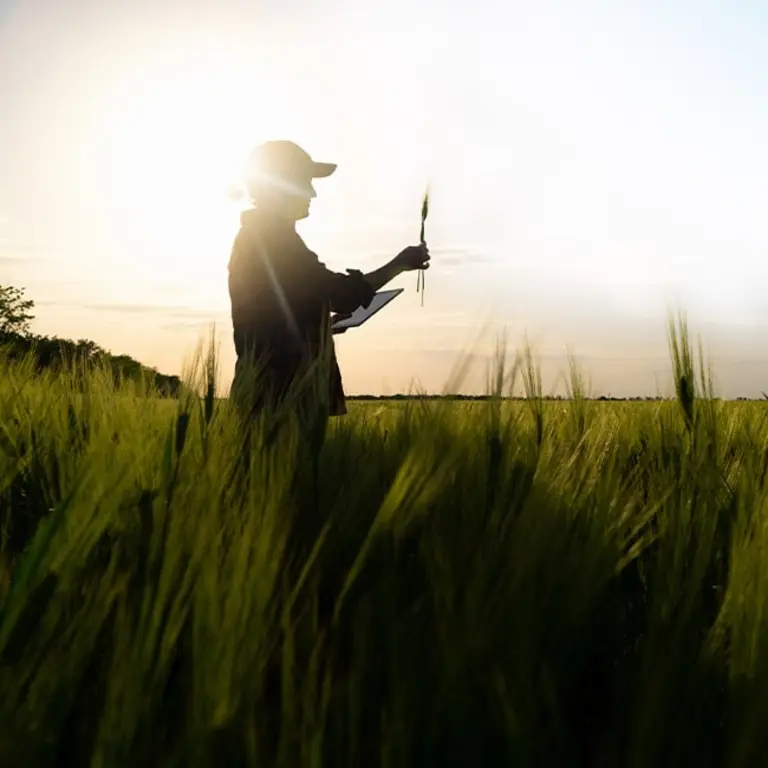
399, 310, 484, 329
79, 302, 226, 320
159, 321, 219, 332
436, 248, 497, 267
83, 302, 186, 315
32, 299, 228, 326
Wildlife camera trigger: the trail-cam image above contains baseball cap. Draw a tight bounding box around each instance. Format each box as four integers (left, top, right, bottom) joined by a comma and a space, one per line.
246, 140, 336, 198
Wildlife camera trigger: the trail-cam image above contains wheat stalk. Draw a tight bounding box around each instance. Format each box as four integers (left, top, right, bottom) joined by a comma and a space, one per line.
418, 188, 429, 307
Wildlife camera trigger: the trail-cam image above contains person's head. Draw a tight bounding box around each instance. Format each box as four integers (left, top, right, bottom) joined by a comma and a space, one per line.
245, 140, 336, 221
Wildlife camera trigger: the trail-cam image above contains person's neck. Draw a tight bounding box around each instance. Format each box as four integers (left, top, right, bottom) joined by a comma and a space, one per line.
243, 204, 297, 229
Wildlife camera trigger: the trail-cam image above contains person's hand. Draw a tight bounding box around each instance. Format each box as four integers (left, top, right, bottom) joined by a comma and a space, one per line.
394, 244, 430, 272
345, 269, 376, 309
331, 312, 351, 334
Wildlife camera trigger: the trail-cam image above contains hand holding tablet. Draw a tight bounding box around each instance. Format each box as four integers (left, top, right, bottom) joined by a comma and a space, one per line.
331, 289, 404, 332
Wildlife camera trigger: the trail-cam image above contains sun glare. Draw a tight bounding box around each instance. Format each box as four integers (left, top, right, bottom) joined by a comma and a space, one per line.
87, 53, 304, 296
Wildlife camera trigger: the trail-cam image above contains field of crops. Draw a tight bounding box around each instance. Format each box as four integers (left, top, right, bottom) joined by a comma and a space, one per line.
2, 321, 768, 766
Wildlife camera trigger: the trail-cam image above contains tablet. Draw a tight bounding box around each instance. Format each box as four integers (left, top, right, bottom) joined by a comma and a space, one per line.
331, 288, 404, 330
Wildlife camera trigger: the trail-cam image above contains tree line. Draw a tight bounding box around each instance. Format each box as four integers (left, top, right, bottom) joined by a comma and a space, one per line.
0, 285, 182, 397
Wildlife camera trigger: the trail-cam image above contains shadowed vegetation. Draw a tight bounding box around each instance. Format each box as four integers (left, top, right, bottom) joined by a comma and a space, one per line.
0, 317, 767, 766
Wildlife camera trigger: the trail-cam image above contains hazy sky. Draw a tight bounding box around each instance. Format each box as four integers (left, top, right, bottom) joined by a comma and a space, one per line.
2, 0, 768, 396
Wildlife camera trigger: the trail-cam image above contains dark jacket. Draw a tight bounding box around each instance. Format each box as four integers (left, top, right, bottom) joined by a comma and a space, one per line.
228, 208, 374, 415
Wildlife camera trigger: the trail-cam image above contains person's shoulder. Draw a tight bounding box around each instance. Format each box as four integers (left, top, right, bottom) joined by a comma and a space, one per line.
232, 210, 275, 254
242, 209, 304, 247
232, 210, 318, 275
238, 208, 268, 239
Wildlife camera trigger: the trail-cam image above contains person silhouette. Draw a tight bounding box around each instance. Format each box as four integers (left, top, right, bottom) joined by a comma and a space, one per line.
228, 140, 430, 418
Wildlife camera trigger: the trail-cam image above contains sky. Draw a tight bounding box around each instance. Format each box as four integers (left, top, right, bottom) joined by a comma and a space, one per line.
2, 0, 768, 397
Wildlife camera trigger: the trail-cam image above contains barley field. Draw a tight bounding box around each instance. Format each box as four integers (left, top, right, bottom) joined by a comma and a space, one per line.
1, 320, 768, 767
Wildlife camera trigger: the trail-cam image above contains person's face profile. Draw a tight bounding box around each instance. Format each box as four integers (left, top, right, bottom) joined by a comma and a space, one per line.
285, 177, 315, 220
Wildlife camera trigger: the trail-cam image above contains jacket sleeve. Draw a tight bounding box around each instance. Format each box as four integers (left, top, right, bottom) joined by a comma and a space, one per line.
321, 266, 376, 314
283, 240, 375, 315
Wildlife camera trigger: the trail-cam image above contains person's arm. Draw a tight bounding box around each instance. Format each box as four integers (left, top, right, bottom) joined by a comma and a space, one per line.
361, 256, 406, 293
320, 267, 375, 315
363, 244, 431, 292
289, 240, 431, 315
269, 235, 369, 315
326, 244, 432, 313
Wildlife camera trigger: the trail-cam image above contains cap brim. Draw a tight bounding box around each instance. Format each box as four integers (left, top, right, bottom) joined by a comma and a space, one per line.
311, 162, 337, 178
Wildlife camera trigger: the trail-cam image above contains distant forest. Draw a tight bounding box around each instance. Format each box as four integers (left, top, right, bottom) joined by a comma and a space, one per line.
0, 331, 182, 397
0, 284, 182, 396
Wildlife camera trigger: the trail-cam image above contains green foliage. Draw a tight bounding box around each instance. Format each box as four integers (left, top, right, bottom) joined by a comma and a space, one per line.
0, 316, 767, 765
0, 286, 180, 397
0, 330, 182, 398
0, 284, 35, 336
